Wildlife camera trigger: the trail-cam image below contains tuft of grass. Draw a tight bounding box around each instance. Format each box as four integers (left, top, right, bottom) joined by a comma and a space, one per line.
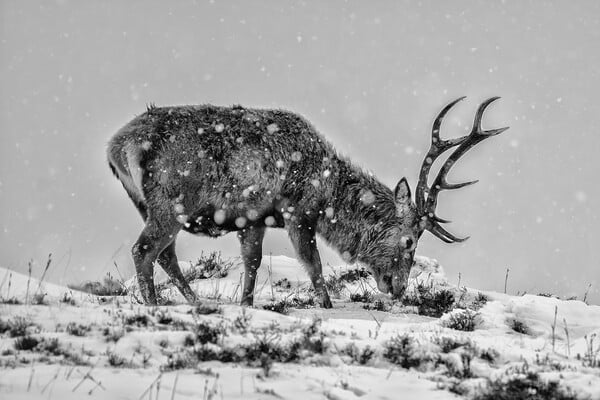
31, 292, 47, 305
65, 322, 92, 337
192, 303, 221, 315
349, 290, 374, 303
14, 335, 40, 351
537, 292, 558, 299
442, 309, 479, 331
4, 316, 40, 338
403, 282, 455, 317
509, 318, 530, 334
363, 299, 388, 311
0, 297, 22, 305
163, 318, 329, 372
262, 296, 315, 314
262, 300, 289, 314
124, 313, 151, 328
324, 267, 371, 298
433, 335, 472, 354
233, 309, 252, 334
60, 292, 76, 305
383, 333, 427, 369
106, 350, 133, 368
472, 292, 489, 310
474, 370, 577, 400
580, 333, 599, 368
273, 278, 292, 290
190, 321, 227, 345
102, 326, 125, 342
339, 342, 375, 365
69, 272, 126, 296
178, 251, 233, 284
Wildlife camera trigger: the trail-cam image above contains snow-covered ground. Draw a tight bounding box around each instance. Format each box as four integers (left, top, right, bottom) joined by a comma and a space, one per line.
1, 255, 599, 399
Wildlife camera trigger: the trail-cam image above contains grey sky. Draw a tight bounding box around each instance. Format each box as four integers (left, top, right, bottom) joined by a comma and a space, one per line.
1, 0, 598, 303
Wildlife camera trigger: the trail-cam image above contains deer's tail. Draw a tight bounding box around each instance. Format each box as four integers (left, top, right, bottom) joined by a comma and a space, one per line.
107, 135, 147, 217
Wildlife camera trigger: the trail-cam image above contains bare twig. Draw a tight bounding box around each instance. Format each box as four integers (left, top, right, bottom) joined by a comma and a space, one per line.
34, 253, 53, 295
170, 373, 179, 400
551, 305, 558, 353
0, 268, 10, 293
138, 373, 162, 400
7, 272, 12, 299
563, 318, 571, 357
583, 283, 592, 305
26, 259, 33, 304
27, 362, 35, 392
268, 252, 274, 301
41, 367, 61, 394
504, 268, 510, 294
154, 374, 162, 400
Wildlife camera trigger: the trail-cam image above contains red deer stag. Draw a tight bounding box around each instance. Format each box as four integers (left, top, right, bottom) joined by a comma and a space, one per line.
107, 97, 508, 307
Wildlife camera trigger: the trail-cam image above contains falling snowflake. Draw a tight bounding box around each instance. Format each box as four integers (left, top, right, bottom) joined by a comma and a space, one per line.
214, 209, 226, 225
235, 217, 247, 228
264, 216, 276, 226
246, 209, 259, 221
359, 189, 375, 205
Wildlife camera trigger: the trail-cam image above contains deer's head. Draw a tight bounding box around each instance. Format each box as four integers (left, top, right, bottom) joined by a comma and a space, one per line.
361, 97, 509, 299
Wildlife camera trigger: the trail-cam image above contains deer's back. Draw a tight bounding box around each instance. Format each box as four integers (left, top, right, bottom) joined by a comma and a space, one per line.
110, 104, 336, 233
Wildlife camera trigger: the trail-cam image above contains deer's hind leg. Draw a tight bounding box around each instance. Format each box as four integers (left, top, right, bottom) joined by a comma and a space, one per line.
132, 216, 181, 305
156, 239, 198, 303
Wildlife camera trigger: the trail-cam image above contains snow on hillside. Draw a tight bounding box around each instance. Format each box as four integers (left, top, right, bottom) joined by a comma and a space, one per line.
1, 255, 599, 400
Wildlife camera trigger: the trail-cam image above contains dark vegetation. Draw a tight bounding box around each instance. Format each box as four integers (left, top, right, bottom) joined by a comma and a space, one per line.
262, 296, 315, 314
65, 322, 92, 336
325, 267, 370, 297
163, 318, 329, 377
156, 251, 232, 294
442, 309, 479, 332
509, 318, 530, 334
403, 282, 456, 317
349, 290, 374, 303
473, 369, 577, 400
69, 272, 126, 296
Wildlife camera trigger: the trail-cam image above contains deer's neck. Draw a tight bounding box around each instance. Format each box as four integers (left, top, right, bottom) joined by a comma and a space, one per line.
315, 157, 396, 263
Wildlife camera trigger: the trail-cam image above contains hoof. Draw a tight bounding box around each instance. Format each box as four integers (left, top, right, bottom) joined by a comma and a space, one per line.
320, 295, 333, 309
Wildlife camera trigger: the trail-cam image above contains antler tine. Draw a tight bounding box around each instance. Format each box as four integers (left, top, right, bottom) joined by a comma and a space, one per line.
431, 96, 466, 146
415, 96, 468, 211
418, 97, 509, 242
472, 97, 510, 137
426, 97, 509, 211
430, 222, 469, 243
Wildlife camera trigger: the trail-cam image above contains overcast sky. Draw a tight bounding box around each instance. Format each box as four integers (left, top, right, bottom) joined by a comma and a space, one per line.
1, 0, 598, 303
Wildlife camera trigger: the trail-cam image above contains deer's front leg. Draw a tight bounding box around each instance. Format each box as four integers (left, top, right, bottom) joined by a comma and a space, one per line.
237, 226, 266, 307
287, 223, 332, 309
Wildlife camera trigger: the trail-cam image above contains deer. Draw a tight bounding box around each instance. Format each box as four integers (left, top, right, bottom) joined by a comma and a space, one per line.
107, 96, 508, 308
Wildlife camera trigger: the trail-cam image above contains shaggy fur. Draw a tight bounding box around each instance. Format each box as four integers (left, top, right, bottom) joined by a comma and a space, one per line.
107, 104, 420, 307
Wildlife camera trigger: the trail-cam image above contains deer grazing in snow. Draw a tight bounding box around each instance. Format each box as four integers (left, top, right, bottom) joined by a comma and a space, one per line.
107, 97, 508, 307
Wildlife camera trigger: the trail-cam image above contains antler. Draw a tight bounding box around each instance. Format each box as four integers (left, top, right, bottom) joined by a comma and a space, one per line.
415, 97, 509, 243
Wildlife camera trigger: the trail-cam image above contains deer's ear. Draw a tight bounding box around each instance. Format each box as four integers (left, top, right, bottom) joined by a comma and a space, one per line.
394, 178, 412, 204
